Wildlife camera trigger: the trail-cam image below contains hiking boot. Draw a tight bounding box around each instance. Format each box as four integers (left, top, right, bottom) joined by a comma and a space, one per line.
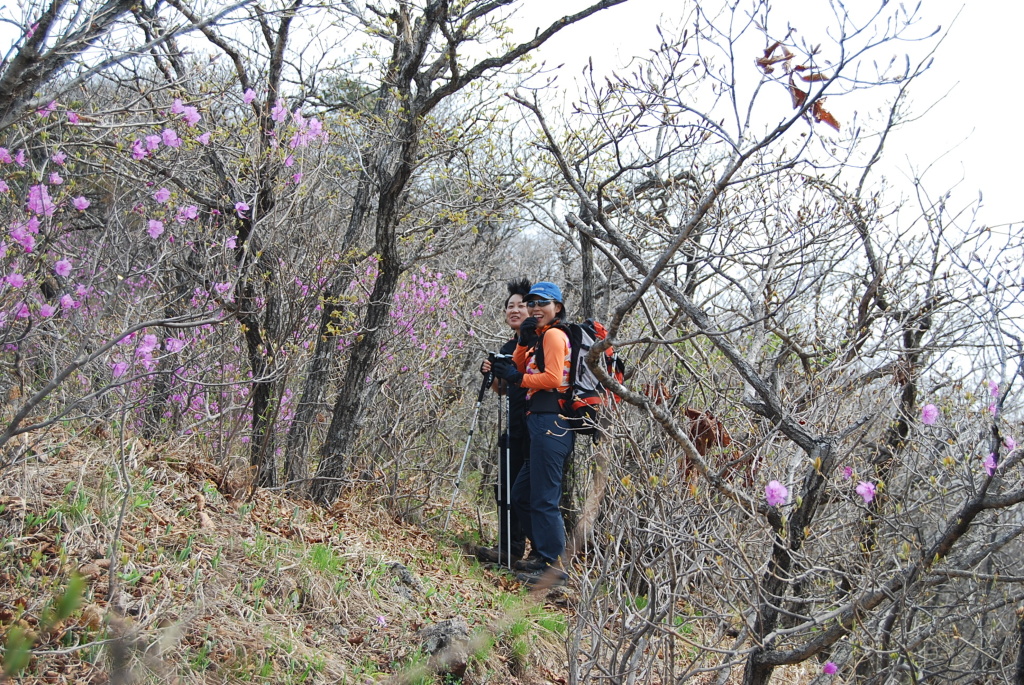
475, 546, 522, 565
516, 566, 569, 587
512, 556, 548, 572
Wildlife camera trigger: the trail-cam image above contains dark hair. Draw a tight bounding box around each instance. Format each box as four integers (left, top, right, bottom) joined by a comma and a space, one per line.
504, 278, 531, 308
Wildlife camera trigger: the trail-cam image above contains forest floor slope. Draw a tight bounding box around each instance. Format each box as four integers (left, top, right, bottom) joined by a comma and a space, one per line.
0, 430, 571, 684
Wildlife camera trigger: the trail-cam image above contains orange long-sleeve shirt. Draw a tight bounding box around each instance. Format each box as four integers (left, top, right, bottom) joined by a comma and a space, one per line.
512, 325, 571, 400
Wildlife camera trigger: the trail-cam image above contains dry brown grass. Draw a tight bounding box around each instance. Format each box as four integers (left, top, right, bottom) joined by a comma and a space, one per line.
0, 427, 570, 684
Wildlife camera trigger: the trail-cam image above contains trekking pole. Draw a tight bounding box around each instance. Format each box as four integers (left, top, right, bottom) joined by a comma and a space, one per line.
495, 380, 504, 559
503, 389, 512, 568
444, 367, 493, 531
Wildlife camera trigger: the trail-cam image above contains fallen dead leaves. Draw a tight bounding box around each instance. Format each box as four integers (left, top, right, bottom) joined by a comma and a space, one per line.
0, 436, 562, 684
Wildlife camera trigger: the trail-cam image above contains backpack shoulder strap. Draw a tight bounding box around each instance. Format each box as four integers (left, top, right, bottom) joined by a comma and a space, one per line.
533, 322, 571, 377
560, 322, 584, 394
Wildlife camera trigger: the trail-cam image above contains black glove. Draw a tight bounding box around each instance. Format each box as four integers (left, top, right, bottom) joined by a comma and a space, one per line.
518, 316, 539, 348
492, 358, 523, 385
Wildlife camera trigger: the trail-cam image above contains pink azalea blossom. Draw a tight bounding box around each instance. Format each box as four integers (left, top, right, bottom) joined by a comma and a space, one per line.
59, 294, 75, 309
145, 135, 161, 151
182, 106, 201, 127
989, 380, 999, 397
14, 150, 25, 167
308, 117, 324, 138
161, 129, 181, 148
153, 187, 171, 203
27, 217, 40, 234
11, 225, 35, 252
842, 466, 853, 480
196, 132, 211, 145
131, 140, 147, 160
37, 100, 56, 117
139, 334, 159, 354
175, 205, 198, 223
1004, 436, 1016, 451
225, 236, 237, 249
6, 273, 25, 288
983, 453, 998, 477
0, 148, 10, 163
49, 172, 63, 185
271, 99, 288, 123
292, 172, 303, 184
15, 303, 29, 319
856, 481, 876, 504
147, 219, 165, 239
765, 480, 788, 507
0, 181, 8, 192
112, 361, 129, 378
921, 404, 938, 425
27, 185, 56, 216
54, 259, 72, 277
243, 88, 257, 104
171, 99, 186, 114
455, 270, 467, 280
52, 151, 67, 165
39, 303, 55, 318
284, 155, 295, 167
72, 196, 90, 211
26, 22, 38, 38
234, 202, 249, 216
823, 662, 837, 675
165, 338, 185, 353
67, 111, 80, 125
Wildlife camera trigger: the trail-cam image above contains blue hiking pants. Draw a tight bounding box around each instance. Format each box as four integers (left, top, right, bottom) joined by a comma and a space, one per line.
512, 412, 575, 563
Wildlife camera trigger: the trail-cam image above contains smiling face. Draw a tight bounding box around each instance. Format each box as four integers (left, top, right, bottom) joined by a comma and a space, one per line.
505, 294, 528, 331
527, 298, 560, 328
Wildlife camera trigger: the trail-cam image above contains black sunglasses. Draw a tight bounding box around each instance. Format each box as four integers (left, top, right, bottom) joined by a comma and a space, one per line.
526, 299, 554, 308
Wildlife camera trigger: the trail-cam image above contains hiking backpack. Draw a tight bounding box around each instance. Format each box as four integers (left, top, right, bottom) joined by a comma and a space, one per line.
537, 319, 626, 435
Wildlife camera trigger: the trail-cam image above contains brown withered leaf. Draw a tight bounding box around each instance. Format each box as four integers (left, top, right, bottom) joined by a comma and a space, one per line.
812, 100, 841, 131
800, 72, 830, 82
789, 84, 808, 109
756, 41, 795, 74
199, 511, 214, 530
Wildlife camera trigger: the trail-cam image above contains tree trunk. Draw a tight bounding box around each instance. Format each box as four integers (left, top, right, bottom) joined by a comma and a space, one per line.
309, 250, 400, 504
283, 291, 338, 496
240, 271, 281, 488
282, 175, 377, 495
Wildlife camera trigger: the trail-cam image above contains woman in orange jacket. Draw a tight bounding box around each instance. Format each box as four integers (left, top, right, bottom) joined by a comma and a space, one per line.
492, 281, 573, 585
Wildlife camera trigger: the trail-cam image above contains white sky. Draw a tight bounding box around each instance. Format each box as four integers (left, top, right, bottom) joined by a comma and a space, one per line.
1, 1, 1013, 231
511, 1, 1020, 231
